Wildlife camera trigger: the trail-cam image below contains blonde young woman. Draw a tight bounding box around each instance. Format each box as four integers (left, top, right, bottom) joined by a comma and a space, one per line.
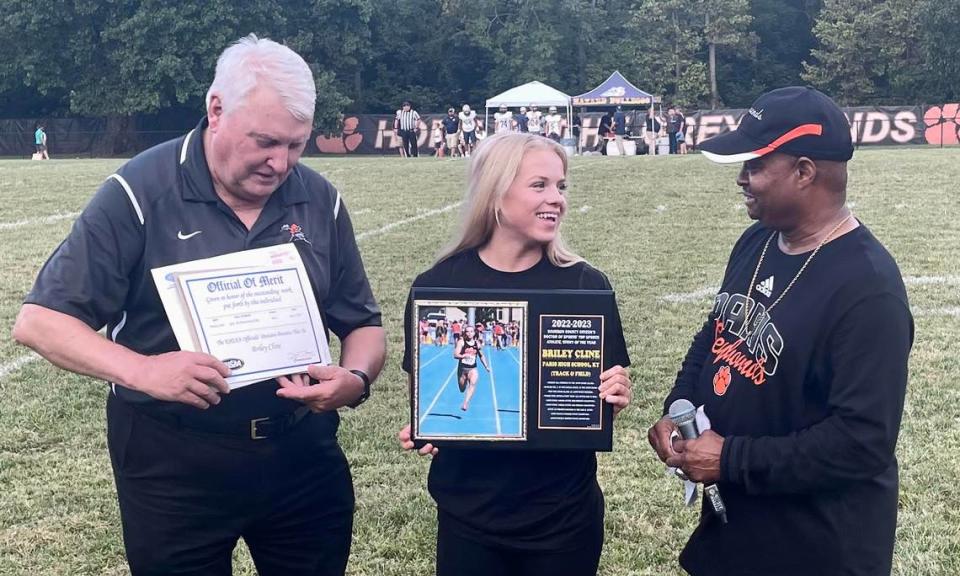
398, 132, 632, 576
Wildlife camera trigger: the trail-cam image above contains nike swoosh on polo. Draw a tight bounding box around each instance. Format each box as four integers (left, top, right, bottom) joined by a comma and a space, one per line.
177, 230, 203, 240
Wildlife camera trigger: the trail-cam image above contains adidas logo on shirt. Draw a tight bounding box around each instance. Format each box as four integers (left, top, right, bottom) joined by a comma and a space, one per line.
756, 275, 774, 298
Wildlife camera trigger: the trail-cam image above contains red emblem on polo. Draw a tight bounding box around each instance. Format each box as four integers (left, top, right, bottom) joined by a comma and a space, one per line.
281, 223, 311, 245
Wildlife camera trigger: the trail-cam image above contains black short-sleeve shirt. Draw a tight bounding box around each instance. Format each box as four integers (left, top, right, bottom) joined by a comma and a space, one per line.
26, 118, 381, 425
402, 249, 631, 550
441, 116, 460, 135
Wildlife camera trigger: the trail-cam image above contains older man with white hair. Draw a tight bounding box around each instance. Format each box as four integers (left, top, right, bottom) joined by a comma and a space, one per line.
13, 34, 385, 575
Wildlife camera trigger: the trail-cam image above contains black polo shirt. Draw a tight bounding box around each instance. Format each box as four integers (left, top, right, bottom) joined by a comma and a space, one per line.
26, 117, 382, 426
441, 115, 460, 135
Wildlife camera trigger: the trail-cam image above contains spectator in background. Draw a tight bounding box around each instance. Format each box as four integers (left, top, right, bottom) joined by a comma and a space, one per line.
515, 107, 530, 133
572, 113, 582, 153
612, 105, 627, 157
544, 106, 564, 142
494, 105, 513, 134
459, 104, 478, 157
527, 105, 543, 136
442, 107, 461, 158
433, 121, 445, 159
395, 100, 421, 158
644, 108, 661, 156
667, 107, 681, 155
34, 123, 49, 160
677, 106, 689, 154
596, 110, 613, 155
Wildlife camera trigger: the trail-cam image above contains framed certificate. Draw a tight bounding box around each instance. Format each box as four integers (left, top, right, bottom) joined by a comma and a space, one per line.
410, 288, 617, 451
151, 244, 332, 389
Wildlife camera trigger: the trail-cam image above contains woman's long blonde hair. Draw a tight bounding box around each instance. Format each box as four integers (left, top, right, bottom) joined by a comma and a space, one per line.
436, 132, 583, 267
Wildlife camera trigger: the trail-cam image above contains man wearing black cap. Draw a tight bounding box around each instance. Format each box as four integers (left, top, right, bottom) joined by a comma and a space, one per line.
648, 86, 913, 576
441, 107, 461, 158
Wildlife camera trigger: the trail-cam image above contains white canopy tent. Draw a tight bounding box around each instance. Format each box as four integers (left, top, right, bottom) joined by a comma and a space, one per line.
484, 81, 573, 140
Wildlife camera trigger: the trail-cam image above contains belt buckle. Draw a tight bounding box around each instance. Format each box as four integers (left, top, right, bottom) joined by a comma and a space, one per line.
250, 417, 270, 440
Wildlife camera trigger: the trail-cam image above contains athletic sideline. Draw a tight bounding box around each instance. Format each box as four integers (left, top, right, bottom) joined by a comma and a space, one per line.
1, 200, 462, 383
659, 275, 960, 304
0, 212, 81, 231
356, 202, 462, 242
0, 353, 39, 381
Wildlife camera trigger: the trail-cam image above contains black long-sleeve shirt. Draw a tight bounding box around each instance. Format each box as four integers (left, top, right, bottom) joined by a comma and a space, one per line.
665, 221, 913, 576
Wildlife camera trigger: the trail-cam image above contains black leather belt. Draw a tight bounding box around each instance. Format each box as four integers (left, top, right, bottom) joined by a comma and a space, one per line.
138, 405, 312, 440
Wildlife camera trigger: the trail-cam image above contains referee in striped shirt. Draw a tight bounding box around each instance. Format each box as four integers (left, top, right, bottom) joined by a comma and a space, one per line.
395, 101, 421, 157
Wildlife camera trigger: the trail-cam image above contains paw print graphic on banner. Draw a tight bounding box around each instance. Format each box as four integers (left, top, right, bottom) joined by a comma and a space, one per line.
315, 116, 363, 153
923, 104, 960, 145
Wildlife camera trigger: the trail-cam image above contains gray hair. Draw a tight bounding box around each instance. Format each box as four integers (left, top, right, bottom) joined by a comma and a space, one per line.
206, 34, 316, 121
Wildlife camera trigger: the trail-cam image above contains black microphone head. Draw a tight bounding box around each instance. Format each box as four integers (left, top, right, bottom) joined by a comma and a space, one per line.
668, 399, 696, 425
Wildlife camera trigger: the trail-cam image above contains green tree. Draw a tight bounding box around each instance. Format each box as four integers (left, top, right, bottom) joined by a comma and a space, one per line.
619, 0, 754, 109
916, 0, 960, 101
625, 0, 704, 106
0, 1, 353, 139
279, 0, 373, 126
802, 0, 924, 104
700, 0, 755, 108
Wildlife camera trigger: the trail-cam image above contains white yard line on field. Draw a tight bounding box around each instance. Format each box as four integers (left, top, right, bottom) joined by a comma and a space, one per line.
0, 353, 39, 381
0, 212, 81, 231
355, 202, 462, 242
659, 276, 960, 305
914, 307, 960, 318
0, 201, 464, 384
0, 199, 461, 239
904, 276, 960, 286
659, 287, 717, 304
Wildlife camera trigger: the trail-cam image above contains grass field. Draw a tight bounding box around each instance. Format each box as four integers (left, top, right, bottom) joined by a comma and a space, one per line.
1, 149, 958, 575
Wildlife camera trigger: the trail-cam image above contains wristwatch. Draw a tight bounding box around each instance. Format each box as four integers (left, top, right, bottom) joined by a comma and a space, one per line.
347, 369, 371, 408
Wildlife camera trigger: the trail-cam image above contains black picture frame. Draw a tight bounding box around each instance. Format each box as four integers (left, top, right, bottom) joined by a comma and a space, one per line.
410, 288, 617, 451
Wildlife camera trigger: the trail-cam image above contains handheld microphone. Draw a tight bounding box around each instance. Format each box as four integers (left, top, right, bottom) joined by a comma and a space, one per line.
668, 399, 728, 524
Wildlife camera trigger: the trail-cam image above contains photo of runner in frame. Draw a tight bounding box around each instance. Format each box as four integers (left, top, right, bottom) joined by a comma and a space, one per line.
412, 299, 527, 443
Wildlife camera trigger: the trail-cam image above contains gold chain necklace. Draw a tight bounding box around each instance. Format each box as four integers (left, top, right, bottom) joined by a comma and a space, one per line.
743, 214, 853, 337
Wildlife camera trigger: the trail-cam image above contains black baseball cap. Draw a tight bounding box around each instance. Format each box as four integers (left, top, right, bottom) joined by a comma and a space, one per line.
699, 86, 854, 164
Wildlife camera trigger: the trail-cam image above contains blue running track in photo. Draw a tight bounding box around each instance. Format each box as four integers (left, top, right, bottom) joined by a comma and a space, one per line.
417, 343, 523, 438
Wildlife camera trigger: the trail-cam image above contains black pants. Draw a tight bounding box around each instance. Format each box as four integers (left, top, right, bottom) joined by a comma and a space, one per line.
436, 511, 604, 576
107, 393, 354, 576
669, 132, 679, 154
400, 129, 419, 157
